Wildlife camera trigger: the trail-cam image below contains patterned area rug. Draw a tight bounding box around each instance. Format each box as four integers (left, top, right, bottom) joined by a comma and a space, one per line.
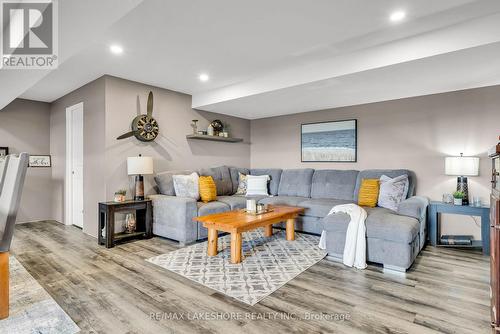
147, 228, 326, 305
0, 257, 80, 334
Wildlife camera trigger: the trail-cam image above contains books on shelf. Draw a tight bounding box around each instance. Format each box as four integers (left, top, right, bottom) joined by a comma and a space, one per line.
440, 235, 473, 245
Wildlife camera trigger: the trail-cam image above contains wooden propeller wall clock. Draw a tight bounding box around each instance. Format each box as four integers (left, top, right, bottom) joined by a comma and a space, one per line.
117, 91, 159, 142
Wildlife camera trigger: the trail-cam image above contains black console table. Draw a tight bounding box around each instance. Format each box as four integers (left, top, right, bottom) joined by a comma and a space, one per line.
98, 199, 153, 248
428, 201, 490, 255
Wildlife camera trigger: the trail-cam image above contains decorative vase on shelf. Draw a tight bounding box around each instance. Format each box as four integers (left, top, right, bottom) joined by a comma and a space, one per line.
207, 124, 214, 136
210, 119, 224, 136
191, 120, 198, 135
125, 213, 136, 233
442, 193, 453, 204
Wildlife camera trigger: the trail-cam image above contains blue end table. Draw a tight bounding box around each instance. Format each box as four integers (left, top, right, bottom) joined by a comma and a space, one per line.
428, 201, 490, 255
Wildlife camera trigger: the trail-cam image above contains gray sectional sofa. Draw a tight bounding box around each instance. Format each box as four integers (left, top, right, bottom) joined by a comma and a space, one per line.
151, 166, 429, 272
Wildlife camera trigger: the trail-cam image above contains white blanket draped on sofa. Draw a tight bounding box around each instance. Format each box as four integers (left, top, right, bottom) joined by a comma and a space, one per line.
319, 204, 368, 269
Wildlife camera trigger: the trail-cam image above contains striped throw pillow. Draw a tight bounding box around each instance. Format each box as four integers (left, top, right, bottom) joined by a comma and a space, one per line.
358, 179, 380, 207
199, 176, 217, 203
246, 175, 269, 196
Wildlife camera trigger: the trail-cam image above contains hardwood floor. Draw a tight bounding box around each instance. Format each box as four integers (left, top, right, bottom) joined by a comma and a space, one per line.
11, 221, 490, 334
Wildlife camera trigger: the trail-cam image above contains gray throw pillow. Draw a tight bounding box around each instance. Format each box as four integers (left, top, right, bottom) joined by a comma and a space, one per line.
172, 173, 200, 200
378, 174, 409, 211
155, 170, 192, 195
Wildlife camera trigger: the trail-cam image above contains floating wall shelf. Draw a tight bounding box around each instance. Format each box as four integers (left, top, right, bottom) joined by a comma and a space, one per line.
186, 134, 243, 143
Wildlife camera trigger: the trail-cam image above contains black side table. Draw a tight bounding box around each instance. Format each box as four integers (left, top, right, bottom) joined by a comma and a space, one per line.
98, 199, 153, 248
428, 201, 490, 255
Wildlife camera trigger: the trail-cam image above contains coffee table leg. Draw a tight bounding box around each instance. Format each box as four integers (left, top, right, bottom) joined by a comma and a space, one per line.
207, 228, 218, 256
286, 218, 295, 241
264, 224, 273, 237
231, 232, 242, 264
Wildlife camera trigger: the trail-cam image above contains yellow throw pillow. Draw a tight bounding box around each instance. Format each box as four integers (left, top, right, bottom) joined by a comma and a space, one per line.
199, 176, 217, 203
358, 179, 380, 207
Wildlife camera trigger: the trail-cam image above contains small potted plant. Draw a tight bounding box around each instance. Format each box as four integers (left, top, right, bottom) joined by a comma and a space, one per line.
453, 191, 464, 206
114, 189, 127, 202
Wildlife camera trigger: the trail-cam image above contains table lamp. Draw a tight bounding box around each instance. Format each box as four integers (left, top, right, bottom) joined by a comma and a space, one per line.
445, 153, 479, 205
127, 155, 153, 201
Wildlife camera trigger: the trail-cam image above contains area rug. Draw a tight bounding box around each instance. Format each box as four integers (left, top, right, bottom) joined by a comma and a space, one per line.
146, 228, 326, 305
0, 257, 80, 334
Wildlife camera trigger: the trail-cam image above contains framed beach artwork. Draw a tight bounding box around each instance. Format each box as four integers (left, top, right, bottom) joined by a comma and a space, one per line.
301, 119, 357, 162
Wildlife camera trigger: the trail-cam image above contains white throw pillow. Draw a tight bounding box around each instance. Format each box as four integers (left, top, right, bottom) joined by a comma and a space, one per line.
173, 172, 200, 200
378, 174, 409, 211
246, 175, 269, 196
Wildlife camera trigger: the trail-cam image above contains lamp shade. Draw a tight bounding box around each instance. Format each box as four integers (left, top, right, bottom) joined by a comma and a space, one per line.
445, 156, 479, 176
127, 156, 153, 175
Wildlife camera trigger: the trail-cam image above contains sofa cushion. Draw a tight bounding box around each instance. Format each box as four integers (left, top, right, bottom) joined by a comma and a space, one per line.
311, 170, 359, 200
324, 230, 419, 270
197, 201, 230, 216
154, 170, 193, 196
250, 169, 282, 195
218, 195, 274, 210
397, 196, 429, 221
258, 196, 309, 207
278, 168, 314, 197
216, 195, 247, 210
198, 166, 233, 196
323, 207, 419, 244
354, 169, 416, 202
297, 198, 352, 218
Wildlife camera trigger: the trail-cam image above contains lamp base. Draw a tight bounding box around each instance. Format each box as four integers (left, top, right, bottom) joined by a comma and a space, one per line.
134, 175, 144, 201
456, 176, 469, 206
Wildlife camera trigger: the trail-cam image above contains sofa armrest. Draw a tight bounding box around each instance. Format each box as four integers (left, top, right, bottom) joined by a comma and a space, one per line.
397, 196, 429, 221
150, 194, 198, 244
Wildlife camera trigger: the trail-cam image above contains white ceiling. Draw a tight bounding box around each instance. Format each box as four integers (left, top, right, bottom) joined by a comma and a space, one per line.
2, 0, 500, 119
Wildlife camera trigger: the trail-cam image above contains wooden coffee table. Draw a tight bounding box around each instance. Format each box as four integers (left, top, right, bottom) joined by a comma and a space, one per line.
194, 205, 304, 264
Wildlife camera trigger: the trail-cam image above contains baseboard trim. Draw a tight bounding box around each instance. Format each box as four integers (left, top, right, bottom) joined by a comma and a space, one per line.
326, 255, 343, 263
383, 264, 407, 275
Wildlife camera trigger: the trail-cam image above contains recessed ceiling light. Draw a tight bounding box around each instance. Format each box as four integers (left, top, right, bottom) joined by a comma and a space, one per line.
199, 73, 209, 82
109, 44, 123, 55
390, 10, 406, 22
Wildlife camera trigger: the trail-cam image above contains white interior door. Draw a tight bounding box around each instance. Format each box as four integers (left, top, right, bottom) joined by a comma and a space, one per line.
66, 103, 84, 228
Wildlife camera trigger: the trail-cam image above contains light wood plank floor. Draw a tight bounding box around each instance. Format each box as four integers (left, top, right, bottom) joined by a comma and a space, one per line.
11, 221, 490, 334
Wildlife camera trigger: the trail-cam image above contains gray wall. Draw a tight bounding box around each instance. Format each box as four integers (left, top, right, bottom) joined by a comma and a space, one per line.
250, 85, 500, 239
7, 75, 498, 239
0, 99, 52, 222
104, 76, 251, 205
50, 77, 106, 237
49, 75, 250, 238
